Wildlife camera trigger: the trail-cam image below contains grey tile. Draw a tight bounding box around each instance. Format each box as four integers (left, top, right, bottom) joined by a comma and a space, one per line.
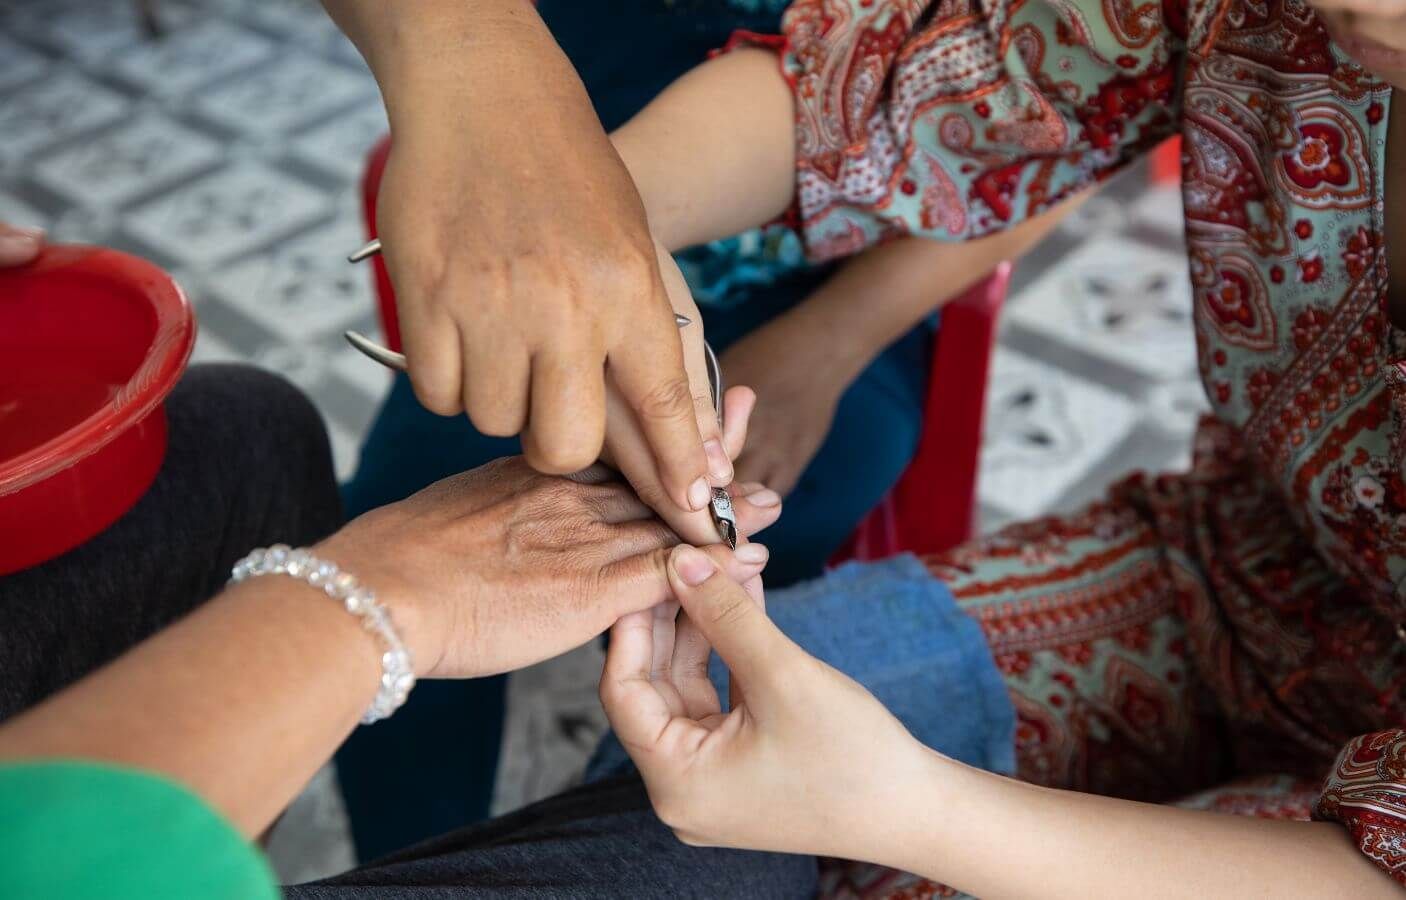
193, 56, 373, 137
0, 32, 47, 92
207, 218, 373, 339
289, 103, 387, 181
107, 19, 275, 99
31, 114, 224, 208
979, 348, 1141, 520
0, 70, 129, 165
124, 163, 329, 267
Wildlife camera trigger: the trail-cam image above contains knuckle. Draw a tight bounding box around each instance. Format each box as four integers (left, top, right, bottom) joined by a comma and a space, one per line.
634, 376, 694, 423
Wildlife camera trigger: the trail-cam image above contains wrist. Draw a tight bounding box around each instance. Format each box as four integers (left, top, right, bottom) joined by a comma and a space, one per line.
313, 537, 444, 680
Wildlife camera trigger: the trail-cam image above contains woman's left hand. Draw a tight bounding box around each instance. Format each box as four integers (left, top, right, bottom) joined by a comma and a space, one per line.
0, 222, 44, 267
720, 316, 851, 497
598, 543, 929, 861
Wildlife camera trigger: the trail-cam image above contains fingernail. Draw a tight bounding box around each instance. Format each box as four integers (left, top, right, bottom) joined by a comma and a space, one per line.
746, 488, 781, 508
673, 546, 716, 586
704, 439, 733, 482
687, 477, 711, 511
0, 232, 40, 258
735, 543, 768, 564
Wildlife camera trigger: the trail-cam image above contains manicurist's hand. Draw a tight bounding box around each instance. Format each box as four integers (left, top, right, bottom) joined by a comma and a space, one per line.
599, 544, 930, 861
0, 221, 44, 267
317, 458, 781, 680
324, 0, 721, 520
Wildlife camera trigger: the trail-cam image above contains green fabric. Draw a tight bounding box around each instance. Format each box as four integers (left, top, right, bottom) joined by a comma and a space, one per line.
0, 760, 279, 900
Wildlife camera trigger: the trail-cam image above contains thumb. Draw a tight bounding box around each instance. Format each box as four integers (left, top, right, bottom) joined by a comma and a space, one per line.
667, 545, 789, 706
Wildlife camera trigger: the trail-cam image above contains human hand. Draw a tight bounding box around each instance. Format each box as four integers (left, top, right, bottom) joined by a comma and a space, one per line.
0, 222, 44, 267
316, 459, 782, 681
721, 315, 852, 497
373, 89, 722, 518
599, 241, 764, 546
599, 544, 930, 861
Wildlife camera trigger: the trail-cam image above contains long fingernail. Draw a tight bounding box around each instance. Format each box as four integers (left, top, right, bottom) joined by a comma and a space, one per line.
673, 546, 716, 586
746, 488, 781, 508
687, 477, 711, 511
735, 543, 768, 564
704, 439, 733, 483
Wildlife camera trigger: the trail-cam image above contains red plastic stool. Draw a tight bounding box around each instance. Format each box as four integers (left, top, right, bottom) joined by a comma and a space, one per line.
361, 136, 1007, 563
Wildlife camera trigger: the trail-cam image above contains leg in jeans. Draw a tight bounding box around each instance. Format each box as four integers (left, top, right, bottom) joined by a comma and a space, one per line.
0, 364, 342, 719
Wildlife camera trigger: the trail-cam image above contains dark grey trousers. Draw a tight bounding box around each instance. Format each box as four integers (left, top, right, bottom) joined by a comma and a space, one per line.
0, 364, 343, 719
0, 363, 816, 898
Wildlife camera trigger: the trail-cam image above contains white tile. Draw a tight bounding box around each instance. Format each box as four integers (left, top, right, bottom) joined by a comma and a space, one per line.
290, 104, 388, 181
1132, 183, 1185, 235
125, 164, 329, 267
193, 56, 373, 137
0, 192, 48, 231
0, 34, 48, 92
31, 115, 223, 208
327, 420, 361, 482
107, 20, 274, 99
1057, 192, 1131, 239
329, 342, 395, 405
978, 349, 1139, 519
1142, 376, 1210, 439
1006, 235, 1196, 381
492, 645, 609, 817
0, 71, 129, 164
190, 327, 248, 366
249, 341, 331, 399
36, 2, 198, 64
208, 219, 373, 339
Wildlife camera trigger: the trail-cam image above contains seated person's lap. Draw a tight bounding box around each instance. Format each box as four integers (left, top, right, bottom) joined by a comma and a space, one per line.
0, 364, 341, 720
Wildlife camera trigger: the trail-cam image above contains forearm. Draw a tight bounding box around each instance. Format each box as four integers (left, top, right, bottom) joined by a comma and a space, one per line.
882, 750, 1398, 898
0, 578, 396, 837
768, 200, 1087, 385
612, 49, 796, 253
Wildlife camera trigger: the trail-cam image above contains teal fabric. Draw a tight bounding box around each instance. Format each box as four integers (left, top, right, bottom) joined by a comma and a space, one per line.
0, 760, 277, 900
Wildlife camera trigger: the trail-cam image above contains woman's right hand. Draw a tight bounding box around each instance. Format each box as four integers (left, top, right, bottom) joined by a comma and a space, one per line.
599, 543, 933, 863
0, 222, 43, 267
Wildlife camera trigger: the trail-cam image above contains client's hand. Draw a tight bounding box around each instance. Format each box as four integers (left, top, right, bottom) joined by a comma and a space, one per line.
0, 221, 44, 267
318, 459, 782, 680
599, 544, 929, 861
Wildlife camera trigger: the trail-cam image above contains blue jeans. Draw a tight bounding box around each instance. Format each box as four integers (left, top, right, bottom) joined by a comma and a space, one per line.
587, 555, 1016, 782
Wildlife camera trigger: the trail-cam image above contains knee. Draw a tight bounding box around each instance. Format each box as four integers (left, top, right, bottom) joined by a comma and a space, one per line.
174, 364, 331, 469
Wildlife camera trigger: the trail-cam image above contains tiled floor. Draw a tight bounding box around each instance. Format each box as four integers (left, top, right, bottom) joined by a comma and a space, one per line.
1, 0, 1201, 885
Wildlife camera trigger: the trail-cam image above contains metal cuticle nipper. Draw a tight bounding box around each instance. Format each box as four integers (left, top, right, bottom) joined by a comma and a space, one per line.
344, 239, 738, 549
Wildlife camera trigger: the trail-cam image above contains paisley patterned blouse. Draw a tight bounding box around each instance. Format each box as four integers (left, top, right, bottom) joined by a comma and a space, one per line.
754, 0, 1406, 883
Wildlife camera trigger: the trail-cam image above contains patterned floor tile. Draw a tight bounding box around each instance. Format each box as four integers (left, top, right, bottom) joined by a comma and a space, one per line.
124, 163, 329, 267
289, 103, 387, 182
493, 643, 610, 817
1005, 234, 1197, 382
192, 55, 373, 137
31, 1, 198, 64
0, 191, 48, 230
209, 219, 375, 340
106, 19, 274, 99
978, 348, 1141, 519
0, 70, 129, 167
0, 32, 47, 92
30, 113, 224, 209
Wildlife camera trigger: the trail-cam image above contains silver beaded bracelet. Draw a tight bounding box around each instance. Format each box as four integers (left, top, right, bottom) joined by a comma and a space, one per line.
229, 544, 415, 724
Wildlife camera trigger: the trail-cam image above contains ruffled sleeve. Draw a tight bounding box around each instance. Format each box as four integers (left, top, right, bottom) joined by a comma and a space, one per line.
770, 0, 1188, 261
1315, 729, 1406, 887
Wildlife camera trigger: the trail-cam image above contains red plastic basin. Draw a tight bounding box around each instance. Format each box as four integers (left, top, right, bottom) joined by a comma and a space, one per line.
0, 246, 195, 575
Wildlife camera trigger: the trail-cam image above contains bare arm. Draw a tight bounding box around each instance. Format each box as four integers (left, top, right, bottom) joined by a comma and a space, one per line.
885, 753, 1398, 899
0, 460, 780, 837
604, 549, 1401, 899
611, 48, 797, 254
